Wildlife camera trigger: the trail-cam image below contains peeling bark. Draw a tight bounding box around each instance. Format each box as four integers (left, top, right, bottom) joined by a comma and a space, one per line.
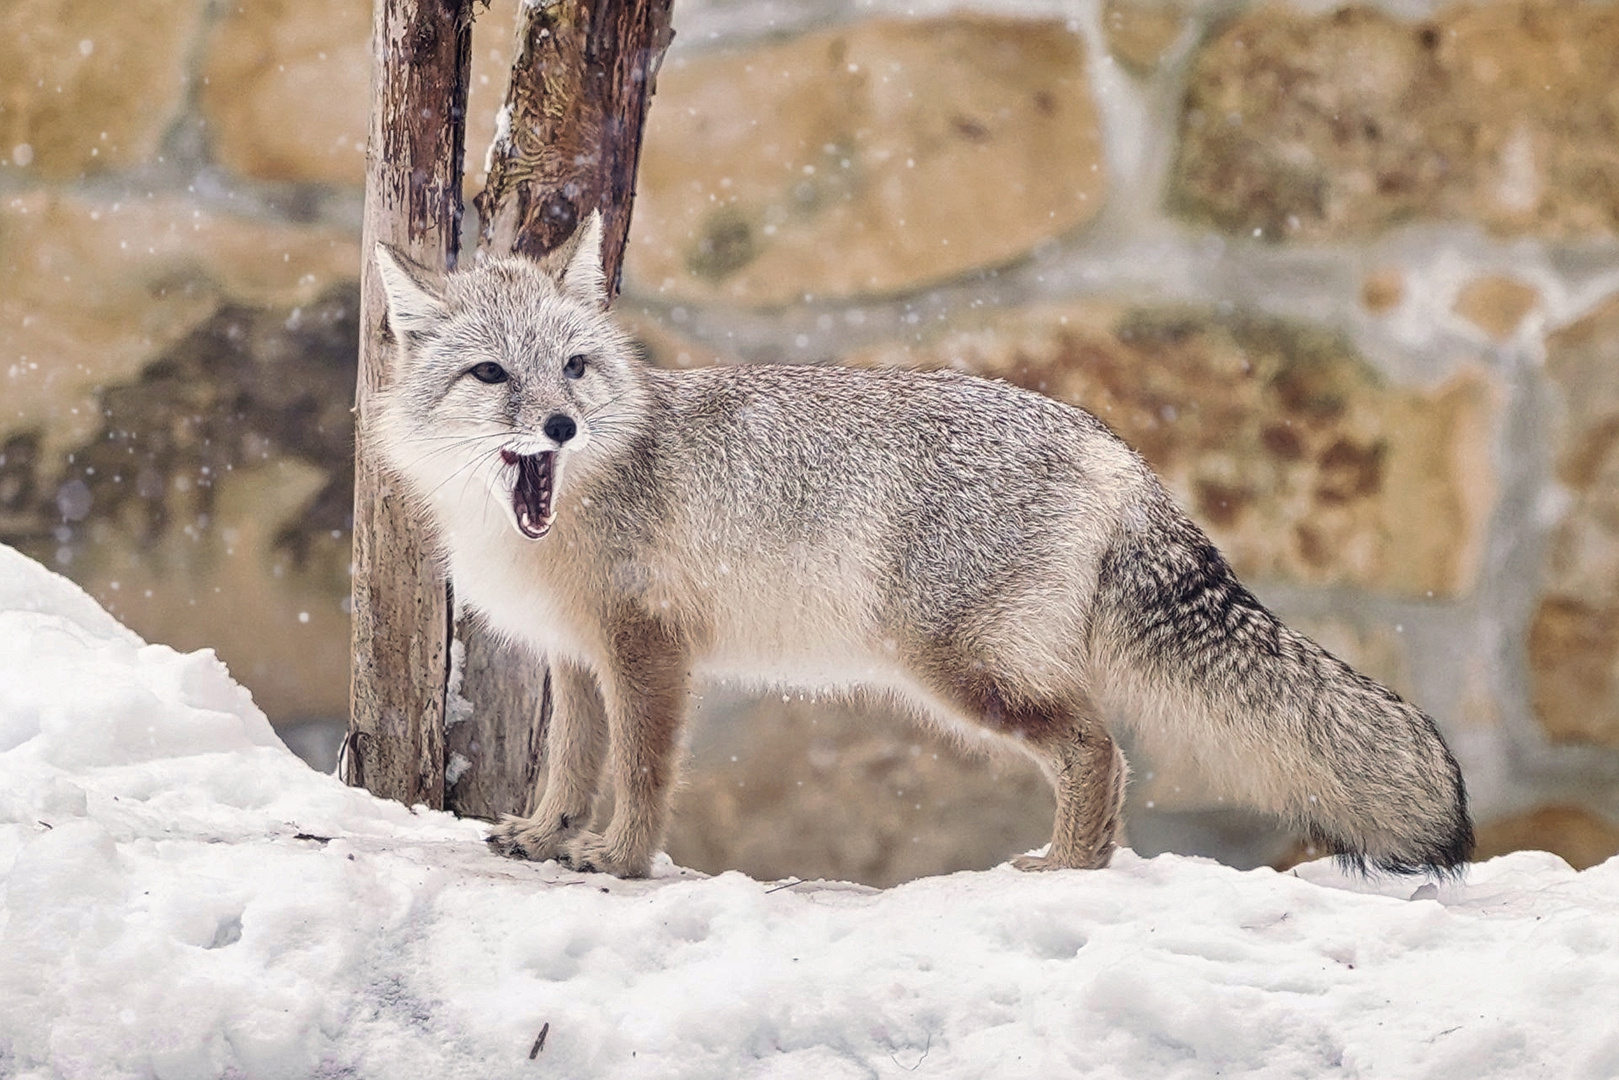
346, 0, 473, 809
475, 0, 674, 286
446, 0, 674, 820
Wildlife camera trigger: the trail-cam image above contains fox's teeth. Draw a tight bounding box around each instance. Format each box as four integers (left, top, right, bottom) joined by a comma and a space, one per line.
508, 449, 556, 540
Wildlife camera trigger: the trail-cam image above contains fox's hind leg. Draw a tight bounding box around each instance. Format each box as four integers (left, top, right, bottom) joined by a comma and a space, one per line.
917, 659, 1127, 870
1012, 720, 1128, 871
487, 658, 608, 862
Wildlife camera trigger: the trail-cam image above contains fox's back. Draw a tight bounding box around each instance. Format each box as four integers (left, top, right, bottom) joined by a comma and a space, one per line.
587, 364, 1151, 688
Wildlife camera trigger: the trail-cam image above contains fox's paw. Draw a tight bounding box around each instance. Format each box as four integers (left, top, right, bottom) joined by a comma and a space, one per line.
1012, 845, 1113, 872
1011, 854, 1063, 872
486, 815, 570, 863
560, 832, 652, 879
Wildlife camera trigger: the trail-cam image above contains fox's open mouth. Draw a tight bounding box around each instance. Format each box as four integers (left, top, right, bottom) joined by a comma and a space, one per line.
501, 449, 555, 539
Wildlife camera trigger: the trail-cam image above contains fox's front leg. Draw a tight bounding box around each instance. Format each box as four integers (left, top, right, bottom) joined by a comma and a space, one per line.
487, 658, 607, 862
562, 611, 690, 878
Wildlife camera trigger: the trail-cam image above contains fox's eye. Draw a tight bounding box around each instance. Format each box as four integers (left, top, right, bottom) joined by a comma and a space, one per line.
562, 354, 587, 380
469, 361, 508, 384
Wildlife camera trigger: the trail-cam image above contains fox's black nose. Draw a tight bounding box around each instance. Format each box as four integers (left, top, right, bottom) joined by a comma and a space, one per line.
543, 413, 577, 445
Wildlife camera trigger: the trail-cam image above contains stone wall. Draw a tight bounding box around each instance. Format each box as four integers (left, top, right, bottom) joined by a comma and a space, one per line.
4, 0, 1619, 884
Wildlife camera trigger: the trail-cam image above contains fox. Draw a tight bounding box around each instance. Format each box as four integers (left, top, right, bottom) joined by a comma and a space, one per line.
368, 211, 1474, 880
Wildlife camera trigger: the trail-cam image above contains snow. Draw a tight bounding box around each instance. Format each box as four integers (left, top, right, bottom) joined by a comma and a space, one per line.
2, 542, 1617, 1080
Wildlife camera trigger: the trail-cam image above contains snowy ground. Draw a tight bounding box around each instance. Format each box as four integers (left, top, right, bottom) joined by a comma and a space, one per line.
2, 544, 1618, 1080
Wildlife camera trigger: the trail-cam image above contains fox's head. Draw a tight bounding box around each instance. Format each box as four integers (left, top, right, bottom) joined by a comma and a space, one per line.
371, 213, 647, 542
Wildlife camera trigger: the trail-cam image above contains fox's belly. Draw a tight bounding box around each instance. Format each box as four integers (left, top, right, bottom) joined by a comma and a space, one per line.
694, 633, 905, 695
686, 573, 904, 693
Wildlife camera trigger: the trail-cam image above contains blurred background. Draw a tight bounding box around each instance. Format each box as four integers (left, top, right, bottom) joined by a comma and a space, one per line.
4, 0, 1619, 885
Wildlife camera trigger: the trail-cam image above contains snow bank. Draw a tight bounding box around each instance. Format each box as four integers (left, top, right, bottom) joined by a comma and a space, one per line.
1, 543, 1617, 1080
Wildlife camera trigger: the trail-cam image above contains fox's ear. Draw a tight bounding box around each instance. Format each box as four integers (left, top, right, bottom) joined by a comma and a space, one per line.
374, 244, 448, 338
542, 211, 608, 308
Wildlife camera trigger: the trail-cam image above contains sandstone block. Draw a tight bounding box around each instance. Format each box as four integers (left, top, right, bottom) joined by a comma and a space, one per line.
1360, 268, 1405, 315
201, 0, 372, 185
628, 16, 1105, 306
615, 310, 732, 372
4, 284, 361, 723
1532, 293, 1619, 746
199, 0, 575, 194
1, 192, 358, 466
1453, 275, 1538, 342
1102, 0, 1186, 75
853, 303, 1498, 597
0, 0, 205, 178
1, 191, 358, 724
1175, 0, 1619, 241
69, 459, 355, 724
1476, 805, 1619, 870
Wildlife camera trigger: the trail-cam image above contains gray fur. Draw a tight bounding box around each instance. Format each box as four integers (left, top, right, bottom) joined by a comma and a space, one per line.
369, 214, 1473, 879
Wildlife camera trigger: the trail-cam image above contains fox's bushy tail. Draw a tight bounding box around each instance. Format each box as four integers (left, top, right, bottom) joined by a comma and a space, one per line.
1090, 491, 1474, 875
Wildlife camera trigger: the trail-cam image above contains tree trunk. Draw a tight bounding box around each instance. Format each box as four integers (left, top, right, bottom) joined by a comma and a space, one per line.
345, 0, 473, 808
444, 0, 675, 820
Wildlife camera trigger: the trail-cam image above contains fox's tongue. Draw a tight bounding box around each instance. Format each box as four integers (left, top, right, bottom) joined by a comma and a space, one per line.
502, 450, 555, 540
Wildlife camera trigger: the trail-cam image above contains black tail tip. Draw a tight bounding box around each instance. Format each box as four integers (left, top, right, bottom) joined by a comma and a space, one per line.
1316, 816, 1476, 880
